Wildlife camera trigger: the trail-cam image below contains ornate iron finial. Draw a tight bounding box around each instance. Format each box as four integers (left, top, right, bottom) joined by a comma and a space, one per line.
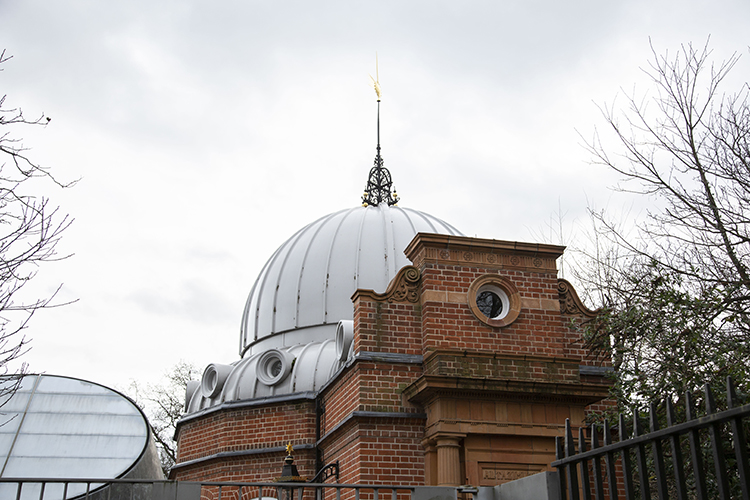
362, 55, 399, 208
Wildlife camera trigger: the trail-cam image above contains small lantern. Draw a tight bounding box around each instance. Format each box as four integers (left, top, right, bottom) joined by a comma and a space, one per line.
275, 442, 307, 500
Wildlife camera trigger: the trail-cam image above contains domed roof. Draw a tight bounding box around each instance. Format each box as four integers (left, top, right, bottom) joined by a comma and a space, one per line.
240, 204, 462, 356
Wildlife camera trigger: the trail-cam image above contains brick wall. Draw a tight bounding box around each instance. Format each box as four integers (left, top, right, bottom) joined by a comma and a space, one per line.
419, 264, 569, 357
172, 400, 317, 482
422, 350, 581, 383
319, 416, 426, 486
353, 297, 422, 356
320, 365, 362, 434
321, 361, 424, 435
317, 274, 428, 486
173, 449, 316, 483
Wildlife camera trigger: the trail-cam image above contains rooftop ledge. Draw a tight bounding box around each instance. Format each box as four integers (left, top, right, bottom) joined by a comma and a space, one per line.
404, 233, 566, 263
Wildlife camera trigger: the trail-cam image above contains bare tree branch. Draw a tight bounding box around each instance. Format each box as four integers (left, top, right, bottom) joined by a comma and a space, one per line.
576, 40, 750, 411
0, 50, 75, 406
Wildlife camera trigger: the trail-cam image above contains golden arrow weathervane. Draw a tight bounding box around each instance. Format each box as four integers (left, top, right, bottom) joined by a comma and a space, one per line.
370, 53, 382, 101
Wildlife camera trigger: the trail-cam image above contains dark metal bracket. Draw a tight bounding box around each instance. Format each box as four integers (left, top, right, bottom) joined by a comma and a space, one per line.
308, 461, 339, 484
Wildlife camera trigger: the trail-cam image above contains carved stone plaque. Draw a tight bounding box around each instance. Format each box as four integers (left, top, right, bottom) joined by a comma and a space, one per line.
479, 464, 542, 485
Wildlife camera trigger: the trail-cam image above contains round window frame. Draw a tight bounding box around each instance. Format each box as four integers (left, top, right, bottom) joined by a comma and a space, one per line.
468, 275, 521, 327
256, 349, 293, 386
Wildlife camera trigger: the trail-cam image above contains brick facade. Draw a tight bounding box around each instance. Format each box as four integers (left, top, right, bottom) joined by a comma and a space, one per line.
171, 233, 610, 486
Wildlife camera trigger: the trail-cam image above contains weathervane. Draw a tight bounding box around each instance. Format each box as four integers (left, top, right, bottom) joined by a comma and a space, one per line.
362, 54, 399, 207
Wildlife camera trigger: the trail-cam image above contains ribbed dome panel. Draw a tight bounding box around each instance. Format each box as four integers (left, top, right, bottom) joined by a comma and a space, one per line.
240, 205, 462, 356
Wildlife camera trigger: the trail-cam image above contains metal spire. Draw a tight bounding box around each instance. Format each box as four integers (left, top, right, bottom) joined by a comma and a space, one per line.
362, 56, 398, 207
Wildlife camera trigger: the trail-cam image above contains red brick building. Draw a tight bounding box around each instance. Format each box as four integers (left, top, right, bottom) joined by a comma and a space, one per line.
170, 145, 610, 487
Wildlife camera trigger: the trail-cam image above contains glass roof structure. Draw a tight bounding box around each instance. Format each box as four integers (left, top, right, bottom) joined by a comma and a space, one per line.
0, 374, 158, 499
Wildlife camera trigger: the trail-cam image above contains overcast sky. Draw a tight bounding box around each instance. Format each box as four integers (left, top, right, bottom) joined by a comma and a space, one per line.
1, 0, 748, 391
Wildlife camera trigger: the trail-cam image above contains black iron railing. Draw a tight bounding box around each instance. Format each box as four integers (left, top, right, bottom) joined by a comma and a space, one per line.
552, 378, 750, 500
0, 478, 432, 500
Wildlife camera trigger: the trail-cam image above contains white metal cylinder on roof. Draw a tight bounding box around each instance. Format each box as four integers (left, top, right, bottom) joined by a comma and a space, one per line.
186, 340, 342, 412
240, 204, 462, 356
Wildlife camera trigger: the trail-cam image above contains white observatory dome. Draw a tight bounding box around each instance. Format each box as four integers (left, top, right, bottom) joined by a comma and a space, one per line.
240, 204, 462, 356
187, 122, 466, 410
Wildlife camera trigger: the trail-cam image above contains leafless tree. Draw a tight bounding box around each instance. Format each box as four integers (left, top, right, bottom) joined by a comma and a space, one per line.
127, 361, 200, 475
577, 40, 750, 409
0, 49, 74, 401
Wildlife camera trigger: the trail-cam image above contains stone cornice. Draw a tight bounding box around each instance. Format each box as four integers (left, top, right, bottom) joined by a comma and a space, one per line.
423, 418, 567, 441
403, 374, 610, 407
404, 233, 565, 272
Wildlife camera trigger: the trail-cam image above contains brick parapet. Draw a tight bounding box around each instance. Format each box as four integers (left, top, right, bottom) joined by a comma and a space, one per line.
173, 400, 316, 480
352, 298, 422, 356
